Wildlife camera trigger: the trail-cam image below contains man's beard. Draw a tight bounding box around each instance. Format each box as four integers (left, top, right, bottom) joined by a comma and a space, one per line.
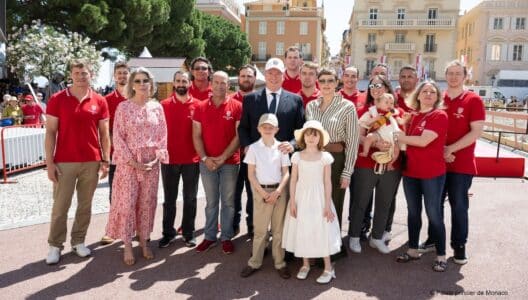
175, 87, 188, 96
239, 81, 254, 93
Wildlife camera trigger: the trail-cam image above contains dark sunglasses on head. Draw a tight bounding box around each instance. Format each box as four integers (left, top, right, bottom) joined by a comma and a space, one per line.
319, 79, 336, 84
133, 79, 150, 84
368, 83, 384, 89
193, 66, 208, 71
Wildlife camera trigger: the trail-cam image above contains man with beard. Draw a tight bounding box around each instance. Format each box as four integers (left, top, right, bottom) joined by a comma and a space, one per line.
397, 65, 419, 112
298, 62, 321, 108
100, 61, 129, 245
339, 66, 366, 110
231, 65, 257, 237
158, 71, 201, 248
189, 57, 213, 101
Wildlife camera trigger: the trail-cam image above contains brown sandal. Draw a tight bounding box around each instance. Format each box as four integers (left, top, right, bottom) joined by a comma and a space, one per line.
396, 252, 421, 263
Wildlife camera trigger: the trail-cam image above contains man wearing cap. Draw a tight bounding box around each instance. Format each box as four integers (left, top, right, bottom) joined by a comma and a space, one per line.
240, 113, 291, 279
239, 57, 304, 156
21, 94, 45, 124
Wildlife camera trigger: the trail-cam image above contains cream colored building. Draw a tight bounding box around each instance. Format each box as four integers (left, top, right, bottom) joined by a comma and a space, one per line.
457, 0, 528, 85
346, 0, 459, 81
195, 0, 242, 25
243, 0, 326, 68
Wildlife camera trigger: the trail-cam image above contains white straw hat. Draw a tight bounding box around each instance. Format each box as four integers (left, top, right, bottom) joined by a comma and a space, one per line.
294, 120, 330, 146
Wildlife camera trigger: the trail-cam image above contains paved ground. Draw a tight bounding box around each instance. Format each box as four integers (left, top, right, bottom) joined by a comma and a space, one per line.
1, 161, 527, 299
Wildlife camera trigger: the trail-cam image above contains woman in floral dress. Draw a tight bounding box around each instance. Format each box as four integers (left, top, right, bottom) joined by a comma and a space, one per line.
106, 67, 168, 265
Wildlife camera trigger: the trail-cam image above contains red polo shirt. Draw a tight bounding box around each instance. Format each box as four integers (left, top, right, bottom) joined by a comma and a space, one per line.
46, 88, 109, 162
161, 94, 199, 164
298, 88, 321, 108
282, 72, 302, 93
193, 97, 242, 164
189, 82, 212, 101
339, 89, 366, 110
230, 91, 244, 103
403, 109, 448, 179
21, 104, 44, 124
396, 91, 414, 112
443, 90, 486, 175
105, 89, 126, 133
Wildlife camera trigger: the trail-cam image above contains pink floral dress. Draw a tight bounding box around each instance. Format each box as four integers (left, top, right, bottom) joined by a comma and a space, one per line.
106, 100, 168, 243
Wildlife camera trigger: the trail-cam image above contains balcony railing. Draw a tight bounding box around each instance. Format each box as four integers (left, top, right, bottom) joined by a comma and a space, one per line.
385, 42, 415, 52
358, 18, 455, 29
365, 44, 378, 53
424, 44, 437, 53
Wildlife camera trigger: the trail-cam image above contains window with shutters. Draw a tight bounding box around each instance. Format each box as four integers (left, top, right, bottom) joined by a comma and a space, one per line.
369, 8, 378, 20
277, 21, 285, 35
493, 18, 503, 30
259, 22, 267, 35
491, 44, 501, 61
513, 45, 523, 61
515, 17, 525, 30
300, 22, 308, 35
276, 42, 284, 56
258, 42, 267, 60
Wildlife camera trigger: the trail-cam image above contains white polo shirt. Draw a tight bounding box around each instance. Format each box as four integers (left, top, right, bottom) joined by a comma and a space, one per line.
243, 138, 291, 185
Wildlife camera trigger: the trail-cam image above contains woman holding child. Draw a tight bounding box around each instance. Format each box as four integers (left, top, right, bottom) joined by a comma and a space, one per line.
393, 81, 448, 272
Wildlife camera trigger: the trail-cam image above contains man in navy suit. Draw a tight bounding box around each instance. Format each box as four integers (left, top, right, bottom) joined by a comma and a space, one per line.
239, 57, 305, 154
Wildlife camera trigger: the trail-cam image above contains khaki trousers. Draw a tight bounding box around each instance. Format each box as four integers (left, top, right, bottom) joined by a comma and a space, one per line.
248, 186, 287, 270
48, 162, 100, 249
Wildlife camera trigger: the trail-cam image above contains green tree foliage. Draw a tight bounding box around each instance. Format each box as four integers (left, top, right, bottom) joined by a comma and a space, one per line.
201, 13, 251, 74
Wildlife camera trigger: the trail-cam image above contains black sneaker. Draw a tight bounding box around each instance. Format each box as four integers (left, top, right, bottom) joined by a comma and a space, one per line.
418, 239, 436, 254
453, 245, 468, 265
183, 237, 197, 248
158, 236, 176, 248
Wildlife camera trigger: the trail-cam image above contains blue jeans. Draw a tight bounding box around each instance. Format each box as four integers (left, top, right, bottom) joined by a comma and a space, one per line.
444, 172, 472, 247
403, 174, 446, 256
200, 163, 239, 241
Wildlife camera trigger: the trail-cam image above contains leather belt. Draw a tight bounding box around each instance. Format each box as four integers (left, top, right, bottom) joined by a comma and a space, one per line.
261, 183, 279, 189
325, 142, 345, 153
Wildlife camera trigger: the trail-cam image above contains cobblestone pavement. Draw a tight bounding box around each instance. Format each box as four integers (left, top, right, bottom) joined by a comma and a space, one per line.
0, 167, 205, 230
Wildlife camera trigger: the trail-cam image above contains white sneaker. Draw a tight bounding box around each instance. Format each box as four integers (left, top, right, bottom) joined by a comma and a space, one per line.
316, 269, 335, 284
46, 246, 61, 265
381, 231, 392, 243
348, 237, 361, 253
296, 266, 310, 280
369, 238, 391, 254
72, 243, 91, 257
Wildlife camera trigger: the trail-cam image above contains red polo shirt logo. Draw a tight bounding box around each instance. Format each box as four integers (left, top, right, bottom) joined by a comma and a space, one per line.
454, 107, 465, 119
223, 110, 233, 120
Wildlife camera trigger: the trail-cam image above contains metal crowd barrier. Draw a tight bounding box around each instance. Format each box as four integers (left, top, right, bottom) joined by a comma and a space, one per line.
482, 106, 528, 160
0, 124, 46, 184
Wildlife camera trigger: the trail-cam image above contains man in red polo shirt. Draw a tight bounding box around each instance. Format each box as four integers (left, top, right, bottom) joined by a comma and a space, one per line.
44, 59, 110, 265
231, 64, 257, 237
282, 46, 303, 93
339, 66, 366, 110
158, 71, 200, 248
396, 65, 419, 112
193, 71, 242, 255
420, 60, 485, 265
100, 61, 129, 245
189, 57, 213, 101
298, 62, 321, 108
21, 94, 45, 124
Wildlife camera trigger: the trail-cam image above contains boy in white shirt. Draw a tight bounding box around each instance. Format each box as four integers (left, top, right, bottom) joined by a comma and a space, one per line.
240, 113, 292, 279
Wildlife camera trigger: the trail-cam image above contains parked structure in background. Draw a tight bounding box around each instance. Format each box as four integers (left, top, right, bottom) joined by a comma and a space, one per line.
195, 0, 242, 26
457, 0, 528, 99
344, 0, 459, 81
242, 0, 327, 69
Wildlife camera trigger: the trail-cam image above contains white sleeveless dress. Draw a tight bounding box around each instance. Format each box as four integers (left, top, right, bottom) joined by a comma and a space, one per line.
282, 151, 342, 258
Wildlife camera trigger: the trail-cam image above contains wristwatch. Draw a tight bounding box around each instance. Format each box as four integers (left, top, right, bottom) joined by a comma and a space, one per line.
201, 156, 208, 162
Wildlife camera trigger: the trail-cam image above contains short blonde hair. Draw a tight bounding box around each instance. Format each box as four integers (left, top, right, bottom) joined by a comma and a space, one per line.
125, 67, 156, 99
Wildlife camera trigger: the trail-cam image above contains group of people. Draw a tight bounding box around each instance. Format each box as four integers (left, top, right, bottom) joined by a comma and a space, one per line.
1, 92, 45, 125
42, 45, 485, 284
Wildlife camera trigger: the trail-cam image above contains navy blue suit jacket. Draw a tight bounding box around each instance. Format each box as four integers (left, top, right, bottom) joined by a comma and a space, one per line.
238, 88, 305, 148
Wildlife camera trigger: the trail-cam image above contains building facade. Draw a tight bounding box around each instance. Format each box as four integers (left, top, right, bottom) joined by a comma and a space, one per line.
345, 0, 459, 81
243, 0, 326, 68
195, 0, 242, 26
457, 0, 528, 86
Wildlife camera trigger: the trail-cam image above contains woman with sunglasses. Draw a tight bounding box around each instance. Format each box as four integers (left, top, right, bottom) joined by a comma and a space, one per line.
305, 68, 360, 259
393, 81, 448, 272
348, 75, 401, 255
105, 67, 168, 265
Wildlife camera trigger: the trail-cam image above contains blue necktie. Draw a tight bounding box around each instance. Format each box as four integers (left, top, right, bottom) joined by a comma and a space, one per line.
269, 93, 277, 113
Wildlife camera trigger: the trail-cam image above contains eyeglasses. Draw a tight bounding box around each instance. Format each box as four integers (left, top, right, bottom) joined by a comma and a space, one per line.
193, 66, 208, 71
368, 83, 384, 89
319, 79, 336, 84
133, 79, 150, 84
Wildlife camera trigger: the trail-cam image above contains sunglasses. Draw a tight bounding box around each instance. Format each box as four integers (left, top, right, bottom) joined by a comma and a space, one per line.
133, 79, 150, 84
368, 83, 384, 89
193, 66, 208, 71
319, 79, 336, 84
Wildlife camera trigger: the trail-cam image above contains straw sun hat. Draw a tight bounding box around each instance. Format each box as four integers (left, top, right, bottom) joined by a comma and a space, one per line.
294, 120, 330, 146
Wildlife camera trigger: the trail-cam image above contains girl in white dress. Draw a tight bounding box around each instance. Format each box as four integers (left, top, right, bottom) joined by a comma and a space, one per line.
282, 120, 342, 284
